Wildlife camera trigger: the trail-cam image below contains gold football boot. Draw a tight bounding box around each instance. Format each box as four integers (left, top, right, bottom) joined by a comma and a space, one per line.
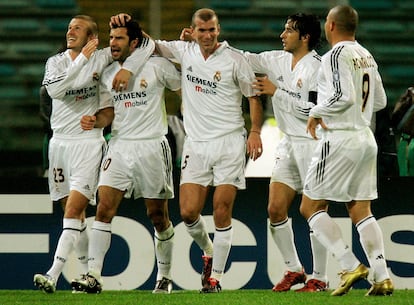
365, 278, 394, 296
331, 264, 369, 296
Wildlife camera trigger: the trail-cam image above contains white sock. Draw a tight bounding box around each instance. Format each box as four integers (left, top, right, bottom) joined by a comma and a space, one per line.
75, 221, 89, 275
211, 226, 233, 282
356, 216, 390, 282
185, 216, 213, 257
308, 211, 359, 271
269, 218, 302, 272
154, 222, 174, 281
310, 229, 328, 282
88, 221, 112, 278
46, 218, 81, 280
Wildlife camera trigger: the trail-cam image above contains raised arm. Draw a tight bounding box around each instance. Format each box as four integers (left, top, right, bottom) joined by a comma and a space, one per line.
43, 39, 99, 99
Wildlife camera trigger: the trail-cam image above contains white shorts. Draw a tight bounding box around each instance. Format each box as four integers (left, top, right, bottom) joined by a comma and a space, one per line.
271, 136, 317, 194
48, 135, 105, 202
303, 127, 378, 202
180, 131, 247, 189
98, 136, 174, 200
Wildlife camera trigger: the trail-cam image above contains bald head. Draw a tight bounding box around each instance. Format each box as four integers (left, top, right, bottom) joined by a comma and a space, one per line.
329, 5, 358, 35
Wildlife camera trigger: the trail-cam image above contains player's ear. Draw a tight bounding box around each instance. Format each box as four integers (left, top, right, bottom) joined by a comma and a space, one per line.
88, 33, 98, 42
329, 21, 335, 32
130, 38, 138, 49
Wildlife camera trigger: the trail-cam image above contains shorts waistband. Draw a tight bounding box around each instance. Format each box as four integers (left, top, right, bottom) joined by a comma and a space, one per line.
52, 132, 103, 140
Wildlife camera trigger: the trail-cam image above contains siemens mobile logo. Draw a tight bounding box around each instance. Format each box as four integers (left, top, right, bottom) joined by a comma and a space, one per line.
114, 91, 147, 102
186, 74, 218, 95
124, 100, 148, 107
113, 91, 148, 108
65, 85, 97, 101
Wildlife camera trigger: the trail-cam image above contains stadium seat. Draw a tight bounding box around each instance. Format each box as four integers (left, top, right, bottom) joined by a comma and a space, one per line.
397, 0, 414, 10
269, 20, 287, 33
209, 0, 251, 9
350, 0, 394, 10
0, 0, 31, 9
19, 64, 45, 78
385, 66, 414, 79
254, 0, 296, 10
359, 20, 404, 33
375, 44, 414, 58
0, 86, 28, 99
35, 0, 77, 8
0, 44, 7, 54
45, 19, 70, 32
31, 86, 42, 99
220, 20, 262, 32
0, 64, 15, 76
233, 41, 277, 53
10, 42, 55, 56
301, 0, 330, 11
0, 19, 41, 32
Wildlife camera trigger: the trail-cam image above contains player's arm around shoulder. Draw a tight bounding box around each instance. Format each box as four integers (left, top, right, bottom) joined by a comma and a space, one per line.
151, 55, 181, 91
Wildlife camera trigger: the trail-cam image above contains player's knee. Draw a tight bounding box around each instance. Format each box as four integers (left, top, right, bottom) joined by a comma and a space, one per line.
147, 209, 167, 228
180, 209, 199, 224
267, 202, 288, 221
95, 200, 117, 222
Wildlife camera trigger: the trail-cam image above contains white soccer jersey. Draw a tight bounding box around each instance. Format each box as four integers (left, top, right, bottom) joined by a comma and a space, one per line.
156, 40, 256, 140
42, 38, 155, 137
99, 55, 181, 139
310, 41, 386, 129
244, 50, 320, 138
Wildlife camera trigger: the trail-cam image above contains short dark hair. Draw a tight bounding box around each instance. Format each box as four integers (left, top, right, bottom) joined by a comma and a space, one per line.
111, 19, 143, 47
332, 5, 358, 34
287, 13, 321, 50
191, 8, 219, 27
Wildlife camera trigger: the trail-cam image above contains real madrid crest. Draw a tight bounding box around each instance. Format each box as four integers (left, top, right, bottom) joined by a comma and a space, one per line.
213, 71, 221, 82
93, 72, 100, 81
296, 78, 303, 89
140, 78, 148, 89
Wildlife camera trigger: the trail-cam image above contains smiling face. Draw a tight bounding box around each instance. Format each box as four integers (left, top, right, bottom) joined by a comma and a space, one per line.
192, 16, 220, 57
66, 18, 95, 52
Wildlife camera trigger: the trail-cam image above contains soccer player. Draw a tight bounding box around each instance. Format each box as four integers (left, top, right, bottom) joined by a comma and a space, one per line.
70, 19, 180, 294
33, 15, 154, 293
300, 5, 394, 296
154, 8, 263, 292
243, 13, 329, 292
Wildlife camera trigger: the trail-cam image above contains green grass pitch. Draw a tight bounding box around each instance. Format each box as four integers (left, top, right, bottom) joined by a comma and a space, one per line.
0, 289, 412, 305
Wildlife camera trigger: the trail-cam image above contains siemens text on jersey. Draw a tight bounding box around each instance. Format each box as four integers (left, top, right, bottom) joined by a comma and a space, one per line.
186, 74, 218, 88
65, 85, 97, 101
186, 74, 218, 95
113, 91, 149, 108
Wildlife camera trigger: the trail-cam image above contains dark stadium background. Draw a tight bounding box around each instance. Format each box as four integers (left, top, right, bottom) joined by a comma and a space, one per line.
0, 0, 413, 177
